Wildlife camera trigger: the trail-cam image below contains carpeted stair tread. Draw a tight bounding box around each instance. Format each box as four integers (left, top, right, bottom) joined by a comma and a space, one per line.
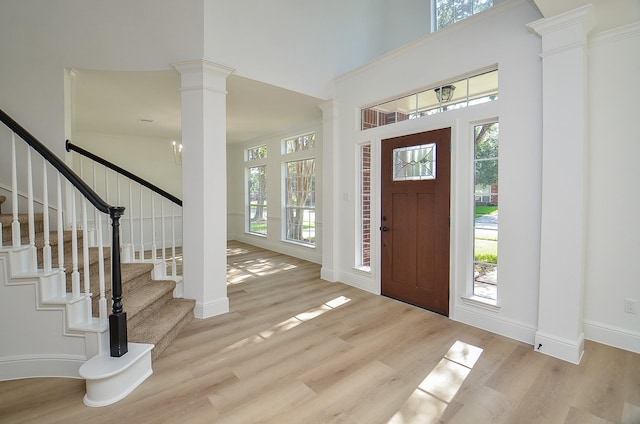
126, 279, 176, 329
1, 213, 44, 244
128, 298, 195, 359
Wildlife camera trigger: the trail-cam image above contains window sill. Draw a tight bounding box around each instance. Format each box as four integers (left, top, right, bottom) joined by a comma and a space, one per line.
246, 232, 267, 238
352, 266, 371, 275
460, 295, 501, 313
282, 239, 316, 249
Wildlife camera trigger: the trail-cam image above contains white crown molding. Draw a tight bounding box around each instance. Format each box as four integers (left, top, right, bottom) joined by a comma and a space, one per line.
590, 21, 640, 47
527, 4, 595, 37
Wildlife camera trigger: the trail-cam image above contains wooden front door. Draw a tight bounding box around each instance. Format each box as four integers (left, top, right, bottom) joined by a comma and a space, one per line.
381, 128, 451, 315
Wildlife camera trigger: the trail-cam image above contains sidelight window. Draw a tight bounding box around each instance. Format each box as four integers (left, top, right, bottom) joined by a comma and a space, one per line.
473, 122, 499, 300
248, 165, 267, 235
359, 144, 372, 269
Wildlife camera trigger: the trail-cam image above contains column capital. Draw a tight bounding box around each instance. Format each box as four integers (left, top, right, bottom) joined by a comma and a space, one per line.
528, 5, 596, 55
171, 59, 235, 93
318, 99, 340, 118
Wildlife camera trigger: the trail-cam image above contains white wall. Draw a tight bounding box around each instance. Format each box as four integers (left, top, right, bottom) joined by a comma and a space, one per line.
203, 0, 437, 100
332, 0, 544, 344
227, 122, 323, 264
583, 23, 640, 352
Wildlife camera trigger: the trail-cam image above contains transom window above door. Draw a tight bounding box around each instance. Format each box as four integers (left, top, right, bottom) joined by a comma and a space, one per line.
361, 68, 498, 131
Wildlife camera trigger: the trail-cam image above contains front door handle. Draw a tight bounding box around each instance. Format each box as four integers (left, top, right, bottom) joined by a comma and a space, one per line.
380, 226, 389, 232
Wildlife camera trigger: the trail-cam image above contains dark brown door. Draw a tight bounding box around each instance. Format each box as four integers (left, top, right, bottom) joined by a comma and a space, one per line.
381, 128, 451, 315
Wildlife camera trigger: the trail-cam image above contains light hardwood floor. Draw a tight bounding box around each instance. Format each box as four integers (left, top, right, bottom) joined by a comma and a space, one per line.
1, 241, 639, 423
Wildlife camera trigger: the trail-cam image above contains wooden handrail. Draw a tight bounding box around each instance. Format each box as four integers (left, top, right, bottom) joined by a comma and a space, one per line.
66, 140, 183, 207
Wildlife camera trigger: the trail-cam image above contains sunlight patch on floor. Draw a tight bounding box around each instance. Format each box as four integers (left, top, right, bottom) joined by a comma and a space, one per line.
388, 340, 483, 423
227, 247, 249, 256
227, 258, 298, 284
221, 296, 351, 353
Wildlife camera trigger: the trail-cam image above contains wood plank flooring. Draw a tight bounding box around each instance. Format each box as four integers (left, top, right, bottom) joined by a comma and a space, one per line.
1, 241, 638, 423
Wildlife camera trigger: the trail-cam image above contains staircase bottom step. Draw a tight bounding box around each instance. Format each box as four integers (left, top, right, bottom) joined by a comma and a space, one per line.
80, 342, 153, 407
128, 298, 195, 360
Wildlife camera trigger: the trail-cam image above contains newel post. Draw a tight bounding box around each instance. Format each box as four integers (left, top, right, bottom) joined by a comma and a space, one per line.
108, 206, 128, 357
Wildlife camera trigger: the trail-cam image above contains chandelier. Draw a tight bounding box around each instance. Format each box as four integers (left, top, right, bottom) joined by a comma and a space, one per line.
172, 141, 183, 165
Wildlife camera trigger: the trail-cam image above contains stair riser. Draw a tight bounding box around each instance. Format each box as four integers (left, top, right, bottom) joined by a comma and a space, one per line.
127, 290, 175, 329
150, 311, 194, 361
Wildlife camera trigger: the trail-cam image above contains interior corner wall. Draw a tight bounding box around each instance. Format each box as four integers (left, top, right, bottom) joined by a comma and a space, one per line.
333, 0, 544, 344
227, 123, 323, 265
583, 23, 640, 353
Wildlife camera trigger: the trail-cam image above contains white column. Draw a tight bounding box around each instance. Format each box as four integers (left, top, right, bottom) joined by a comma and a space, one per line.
172, 59, 234, 319
528, 5, 595, 364
319, 100, 339, 282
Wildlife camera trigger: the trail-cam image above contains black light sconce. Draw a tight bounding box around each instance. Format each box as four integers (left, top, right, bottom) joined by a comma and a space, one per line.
434, 84, 456, 103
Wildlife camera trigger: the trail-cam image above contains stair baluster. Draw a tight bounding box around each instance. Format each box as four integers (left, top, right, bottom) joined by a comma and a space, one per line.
26, 148, 37, 272
139, 184, 144, 261
81, 197, 91, 322
70, 187, 80, 298
127, 180, 134, 261
11, 133, 20, 247
42, 159, 52, 272
97, 204, 107, 321
151, 193, 156, 261
171, 203, 177, 278
56, 173, 65, 298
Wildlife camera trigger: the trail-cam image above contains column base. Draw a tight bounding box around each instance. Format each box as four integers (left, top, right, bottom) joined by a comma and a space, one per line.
534, 331, 584, 364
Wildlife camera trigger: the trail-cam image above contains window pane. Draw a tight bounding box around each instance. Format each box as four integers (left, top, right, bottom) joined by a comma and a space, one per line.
361, 69, 498, 130
360, 144, 372, 268
468, 70, 499, 105
285, 133, 315, 154
393, 143, 436, 181
473, 122, 498, 300
285, 159, 315, 245
248, 166, 267, 235
435, 0, 493, 31
247, 145, 267, 161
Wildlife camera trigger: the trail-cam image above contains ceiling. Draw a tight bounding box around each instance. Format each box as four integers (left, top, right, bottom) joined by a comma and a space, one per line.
72, 69, 324, 145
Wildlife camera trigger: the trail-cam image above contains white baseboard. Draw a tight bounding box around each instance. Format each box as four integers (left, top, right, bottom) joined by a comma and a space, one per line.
0, 354, 85, 381
584, 320, 640, 354
338, 272, 379, 295
233, 234, 321, 264
534, 331, 585, 364
320, 267, 337, 282
195, 297, 229, 319
453, 304, 537, 346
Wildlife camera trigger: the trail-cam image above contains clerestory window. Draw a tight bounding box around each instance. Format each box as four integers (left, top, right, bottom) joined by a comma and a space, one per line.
433, 0, 494, 31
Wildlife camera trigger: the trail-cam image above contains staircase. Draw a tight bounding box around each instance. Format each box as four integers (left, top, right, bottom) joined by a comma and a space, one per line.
0, 108, 192, 407
1, 213, 194, 361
